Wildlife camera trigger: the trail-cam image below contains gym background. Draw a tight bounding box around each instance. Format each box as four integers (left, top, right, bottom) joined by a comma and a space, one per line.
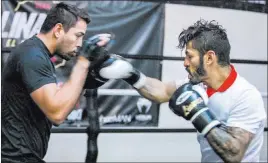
1, 0, 267, 162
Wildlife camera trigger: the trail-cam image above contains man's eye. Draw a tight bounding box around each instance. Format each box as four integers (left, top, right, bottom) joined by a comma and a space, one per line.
186, 56, 192, 59
76, 34, 83, 38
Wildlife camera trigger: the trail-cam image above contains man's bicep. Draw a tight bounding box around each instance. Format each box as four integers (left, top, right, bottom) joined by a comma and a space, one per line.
30, 83, 58, 118
19, 52, 56, 93
164, 81, 177, 98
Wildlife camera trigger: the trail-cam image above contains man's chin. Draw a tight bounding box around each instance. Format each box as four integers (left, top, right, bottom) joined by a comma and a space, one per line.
56, 53, 71, 61
189, 78, 202, 85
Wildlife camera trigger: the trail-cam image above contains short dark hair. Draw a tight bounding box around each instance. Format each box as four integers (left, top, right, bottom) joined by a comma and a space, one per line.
40, 2, 91, 33
178, 19, 231, 66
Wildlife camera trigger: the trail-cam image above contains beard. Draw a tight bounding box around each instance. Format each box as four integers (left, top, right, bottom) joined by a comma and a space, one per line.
186, 57, 207, 85
54, 47, 74, 61
56, 53, 71, 61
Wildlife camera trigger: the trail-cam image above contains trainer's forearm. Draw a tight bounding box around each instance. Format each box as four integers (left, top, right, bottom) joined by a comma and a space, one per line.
137, 77, 171, 103
53, 57, 89, 120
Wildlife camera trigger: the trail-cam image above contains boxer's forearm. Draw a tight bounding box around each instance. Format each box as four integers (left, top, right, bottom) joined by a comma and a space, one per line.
52, 57, 89, 122
206, 126, 253, 163
137, 77, 175, 103
31, 57, 89, 125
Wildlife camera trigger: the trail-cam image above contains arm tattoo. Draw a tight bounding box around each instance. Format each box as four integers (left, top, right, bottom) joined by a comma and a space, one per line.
206, 126, 254, 163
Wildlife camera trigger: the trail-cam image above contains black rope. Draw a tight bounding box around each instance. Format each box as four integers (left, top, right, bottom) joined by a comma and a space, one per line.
51, 127, 268, 133
117, 54, 268, 65
84, 89, 99, 163
2, 48, 267, 64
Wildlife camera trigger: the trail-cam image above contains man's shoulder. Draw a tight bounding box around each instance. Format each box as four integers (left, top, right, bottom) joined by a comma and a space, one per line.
232, 75, 261, 97
230, 75, 265, 115
15, 45, 47, 63
14, 36, 44, 55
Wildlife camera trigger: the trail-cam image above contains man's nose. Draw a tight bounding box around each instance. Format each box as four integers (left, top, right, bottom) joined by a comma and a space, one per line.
77, 38, 83, 48
183, 58, 189, 67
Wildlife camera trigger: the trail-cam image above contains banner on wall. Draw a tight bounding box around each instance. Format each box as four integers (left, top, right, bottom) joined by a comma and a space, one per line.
1, 0, 165, 127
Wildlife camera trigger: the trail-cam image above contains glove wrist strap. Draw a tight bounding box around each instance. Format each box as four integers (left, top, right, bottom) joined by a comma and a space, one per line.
191, 108, 221, 136
201, 120, 221, 136
133, 72, 147, 89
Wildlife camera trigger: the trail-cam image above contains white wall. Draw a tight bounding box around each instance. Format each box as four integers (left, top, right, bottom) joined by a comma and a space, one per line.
163, 4, 267, 60
44, 4, 267, 162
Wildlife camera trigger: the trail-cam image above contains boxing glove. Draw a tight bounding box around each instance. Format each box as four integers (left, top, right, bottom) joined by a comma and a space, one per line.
81, 33, 113, 89
79, 33, 112, 61
169, 83, 221, 136
83, 48, 114, 89
93, 54, 147, 89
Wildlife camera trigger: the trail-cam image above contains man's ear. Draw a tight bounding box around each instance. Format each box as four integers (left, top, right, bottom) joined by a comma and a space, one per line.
204, 50, 216, 65
53, 23, 64, 38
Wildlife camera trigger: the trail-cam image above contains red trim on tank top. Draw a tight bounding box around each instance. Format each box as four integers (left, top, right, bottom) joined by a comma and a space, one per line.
206, 65, 237, 97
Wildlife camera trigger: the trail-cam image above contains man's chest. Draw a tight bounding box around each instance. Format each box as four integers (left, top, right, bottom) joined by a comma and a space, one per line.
207, 93, 235, 122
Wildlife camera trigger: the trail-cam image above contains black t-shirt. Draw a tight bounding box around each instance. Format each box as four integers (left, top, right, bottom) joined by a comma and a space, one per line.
1, 35, 56, 162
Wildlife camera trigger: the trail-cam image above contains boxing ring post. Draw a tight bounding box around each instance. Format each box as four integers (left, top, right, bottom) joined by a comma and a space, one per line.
84, 89, 99, 163
82, 88, 141, 163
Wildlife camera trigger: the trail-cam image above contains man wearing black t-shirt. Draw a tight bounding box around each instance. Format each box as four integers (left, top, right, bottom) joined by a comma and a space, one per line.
1, 2, 111, 162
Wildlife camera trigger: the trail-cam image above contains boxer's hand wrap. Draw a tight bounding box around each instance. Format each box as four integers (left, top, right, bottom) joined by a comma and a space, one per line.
169, 83, 221, 136
93, 54, 147, 89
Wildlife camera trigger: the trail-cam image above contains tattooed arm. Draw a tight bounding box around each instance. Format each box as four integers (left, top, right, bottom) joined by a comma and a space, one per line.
137, 77, 177, 103
206, 126, 254, 163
